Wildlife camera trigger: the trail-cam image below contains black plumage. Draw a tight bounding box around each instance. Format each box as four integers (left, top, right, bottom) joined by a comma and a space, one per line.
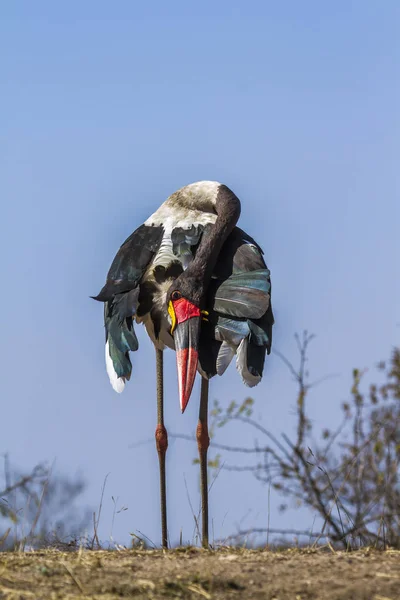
94, 224, 164, 301
198, 228, 273, 382
93, 181, 273, 391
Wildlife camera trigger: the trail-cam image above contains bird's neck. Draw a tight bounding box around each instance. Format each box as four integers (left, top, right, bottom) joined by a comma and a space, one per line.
185, 185, 241, 302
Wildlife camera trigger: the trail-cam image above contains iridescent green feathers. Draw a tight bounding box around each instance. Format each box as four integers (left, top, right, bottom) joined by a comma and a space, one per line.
198, 260, 273, 383
104, 289, 139, 381
213, 269, 271, 319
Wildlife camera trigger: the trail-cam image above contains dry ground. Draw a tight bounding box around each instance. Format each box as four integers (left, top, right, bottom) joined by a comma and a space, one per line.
0, 547, 400, 599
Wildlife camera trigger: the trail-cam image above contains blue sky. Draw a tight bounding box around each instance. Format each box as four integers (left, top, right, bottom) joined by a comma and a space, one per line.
1, 1, 399, 546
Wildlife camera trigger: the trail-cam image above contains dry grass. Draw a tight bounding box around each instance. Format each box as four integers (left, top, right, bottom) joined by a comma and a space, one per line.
0, 547, 400, 599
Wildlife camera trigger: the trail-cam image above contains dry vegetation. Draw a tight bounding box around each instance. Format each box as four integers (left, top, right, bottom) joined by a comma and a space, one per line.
1, 339, 399, 599
194, 339, 400, 550
0, 547, 400, 600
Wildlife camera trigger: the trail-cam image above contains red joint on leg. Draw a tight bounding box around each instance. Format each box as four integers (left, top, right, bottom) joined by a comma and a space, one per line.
155, 424, 168, 455
196, 421, 210, 454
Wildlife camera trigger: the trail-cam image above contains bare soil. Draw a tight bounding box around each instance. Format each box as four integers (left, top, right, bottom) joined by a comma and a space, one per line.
0, 547, 399, 599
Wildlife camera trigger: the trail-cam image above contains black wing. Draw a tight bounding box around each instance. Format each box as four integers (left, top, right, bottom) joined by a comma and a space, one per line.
199, 227, 274, 384
93, 224, 164, 301
93, 224, 163, 384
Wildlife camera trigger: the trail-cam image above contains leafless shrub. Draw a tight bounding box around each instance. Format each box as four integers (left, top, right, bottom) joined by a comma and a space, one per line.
0, 456, 91, 550
176, 333, 400, 549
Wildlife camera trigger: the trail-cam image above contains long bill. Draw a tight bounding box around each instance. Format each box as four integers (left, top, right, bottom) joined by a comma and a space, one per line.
173, 315, 201, 413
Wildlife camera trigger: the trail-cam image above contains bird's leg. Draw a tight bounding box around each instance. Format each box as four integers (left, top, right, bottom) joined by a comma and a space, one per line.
155, 348, 168, 549
197, 377, 210, 548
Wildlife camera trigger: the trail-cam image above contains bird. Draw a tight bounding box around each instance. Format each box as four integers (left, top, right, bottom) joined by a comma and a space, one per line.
93, 181, 274, 548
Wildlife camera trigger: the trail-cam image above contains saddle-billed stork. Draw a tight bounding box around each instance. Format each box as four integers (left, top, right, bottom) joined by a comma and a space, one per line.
93, 181, 274, 548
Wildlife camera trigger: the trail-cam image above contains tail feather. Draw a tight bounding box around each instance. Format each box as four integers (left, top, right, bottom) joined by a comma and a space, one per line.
102, 289, 140, 392
107, 313, 138, 354
215, 316, 250, 346
236, 338, 262, 387
105, 339, 128, 393
216, 341, 235, 376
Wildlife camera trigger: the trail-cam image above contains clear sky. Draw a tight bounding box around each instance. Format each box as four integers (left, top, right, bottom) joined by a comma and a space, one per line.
1, 1, 399, 547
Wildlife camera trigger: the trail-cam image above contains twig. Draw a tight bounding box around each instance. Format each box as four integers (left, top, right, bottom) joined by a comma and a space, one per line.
0, 528, 11, 549
136, 530, 157, 549
282, 433, 344, 543
220, 464, 263, 472
219, 527, 329, 543
92, 512, 100, 549
312, 429, 384, 547
26, 463, 53, 546
183, 474, 201, 544
61, 561, 85, 594
91, 473, 109, 549
267, 483, 271, 546
320, 466, 347, 547
170, 433, 268, 454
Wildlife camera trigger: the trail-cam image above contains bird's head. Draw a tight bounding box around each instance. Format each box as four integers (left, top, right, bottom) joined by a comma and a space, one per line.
167, 278, 207, 413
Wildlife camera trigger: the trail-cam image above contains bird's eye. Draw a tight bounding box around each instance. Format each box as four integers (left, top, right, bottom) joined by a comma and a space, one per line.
171, 291, 182, 301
